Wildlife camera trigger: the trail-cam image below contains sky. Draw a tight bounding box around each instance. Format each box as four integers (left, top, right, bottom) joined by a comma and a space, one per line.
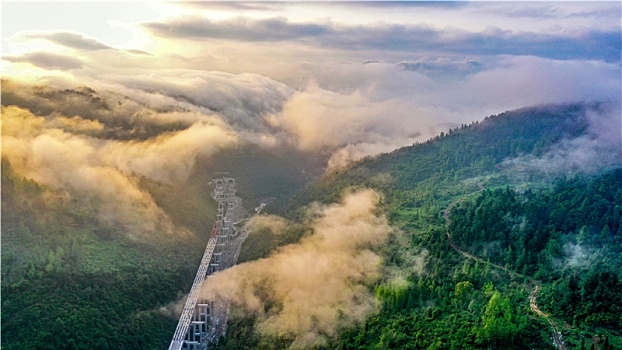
2, 1, 621, 171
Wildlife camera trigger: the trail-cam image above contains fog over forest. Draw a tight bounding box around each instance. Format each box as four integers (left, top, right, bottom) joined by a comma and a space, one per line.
3, 3, 620, 227
2, 2, 621, 350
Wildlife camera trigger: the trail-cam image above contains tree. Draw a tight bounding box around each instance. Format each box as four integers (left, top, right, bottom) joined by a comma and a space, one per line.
454, 281, 474, 304
477, 291, 517, 345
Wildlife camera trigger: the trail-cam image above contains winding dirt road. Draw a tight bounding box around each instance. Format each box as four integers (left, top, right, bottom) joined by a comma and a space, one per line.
443, 189, 566, 350
530, 285, 566, 350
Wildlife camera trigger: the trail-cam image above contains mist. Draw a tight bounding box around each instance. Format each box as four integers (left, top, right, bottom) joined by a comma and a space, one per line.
246, 215, 289, 236
4, 3, 620, 173
2, 2, 621, 348
201, 190, 392, 348
1, 104, 237, 237
502, 102, 622, 177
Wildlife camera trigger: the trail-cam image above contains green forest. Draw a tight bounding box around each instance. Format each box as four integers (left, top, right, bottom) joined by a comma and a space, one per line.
321, 169, 621, 350
1, 82, 314, 350
2, 102, 621, 349
219, 103, 622, 350
0, 145, 313, 349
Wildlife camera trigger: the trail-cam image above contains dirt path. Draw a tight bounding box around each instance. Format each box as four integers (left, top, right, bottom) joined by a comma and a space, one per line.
530, 285, 567, 350
442, 187, 525, 279
443, 188, 566, 349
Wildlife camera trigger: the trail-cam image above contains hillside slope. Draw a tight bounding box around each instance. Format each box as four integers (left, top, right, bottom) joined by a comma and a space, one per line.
219, 102, 621, 350
289, 103, 596, 208
0, 84, 314, 350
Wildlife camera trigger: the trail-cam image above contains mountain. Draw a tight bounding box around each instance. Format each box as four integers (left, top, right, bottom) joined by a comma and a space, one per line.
2, 99, 620, 349
288, 103, 597, 208
218, 102, 622, 350
0, 84, 315, 349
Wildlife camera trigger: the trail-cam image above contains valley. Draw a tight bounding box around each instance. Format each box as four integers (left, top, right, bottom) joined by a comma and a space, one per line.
2, 100, 620, 350
2, 2, 621, 349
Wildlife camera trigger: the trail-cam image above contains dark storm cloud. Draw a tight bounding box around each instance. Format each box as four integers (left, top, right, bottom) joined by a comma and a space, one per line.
144, 16, 620, 62
24, 32, 113, 51
4, 52, 84, 70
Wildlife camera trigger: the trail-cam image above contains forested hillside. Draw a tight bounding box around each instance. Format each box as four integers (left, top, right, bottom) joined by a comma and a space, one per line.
0, 84, 312, 349
325, 169, 621, 350
449, 173, 622, 330
3, 100, 620, 349
1, 157, 195, 349
219, 103, 621, 350
289, 103, 594, 207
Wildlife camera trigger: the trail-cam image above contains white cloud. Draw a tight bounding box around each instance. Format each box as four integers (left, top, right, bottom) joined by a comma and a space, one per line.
201, 190, 393, 348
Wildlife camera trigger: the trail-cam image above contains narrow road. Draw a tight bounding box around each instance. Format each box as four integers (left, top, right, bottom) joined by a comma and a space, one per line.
442, 187, 527, 280
443, 188, 566, 350
530, 285, 566, 350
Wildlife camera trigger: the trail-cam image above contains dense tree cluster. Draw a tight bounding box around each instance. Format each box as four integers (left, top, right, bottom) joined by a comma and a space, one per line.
1, 158, 203, 349
289, 103, 593, 210
3, 102, 620, 349
448, 170, 622, 336
221, 104, 620, 349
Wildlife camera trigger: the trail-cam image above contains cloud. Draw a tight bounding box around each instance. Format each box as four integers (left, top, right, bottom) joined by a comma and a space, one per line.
563, 243, 598, 270
1, 104, 238, 236
202, 189, 392, 348
477, 2, 620, 20
265, 86, 387, 151
397, 58, 484, 76
326, 142, 407, 173
181, 2, 286, 12
458, 56, 621, 111
160, 295, 187, 319
144, 16, 330, 42
125, 49, 151, 55
46, 114, 105, 133
101, 122, 237, 184
1, 106, 170, 235
0, 80, 236, 140
501, 102, 622, 176
4, 44, 618, 173
21, 31, 113, 51
4, 52, 84, 70
3, 7, 620, 173
247, 215, 289, 236
263, 80, 432, 153
255, 54, 620, 170
5, 31, 151, 62
144, 15, 621, 62
343, 2, 468, 9
112, 70, 293, 130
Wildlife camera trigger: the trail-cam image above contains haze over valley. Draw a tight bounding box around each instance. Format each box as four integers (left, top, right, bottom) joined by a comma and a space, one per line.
2, 2, 621, 349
